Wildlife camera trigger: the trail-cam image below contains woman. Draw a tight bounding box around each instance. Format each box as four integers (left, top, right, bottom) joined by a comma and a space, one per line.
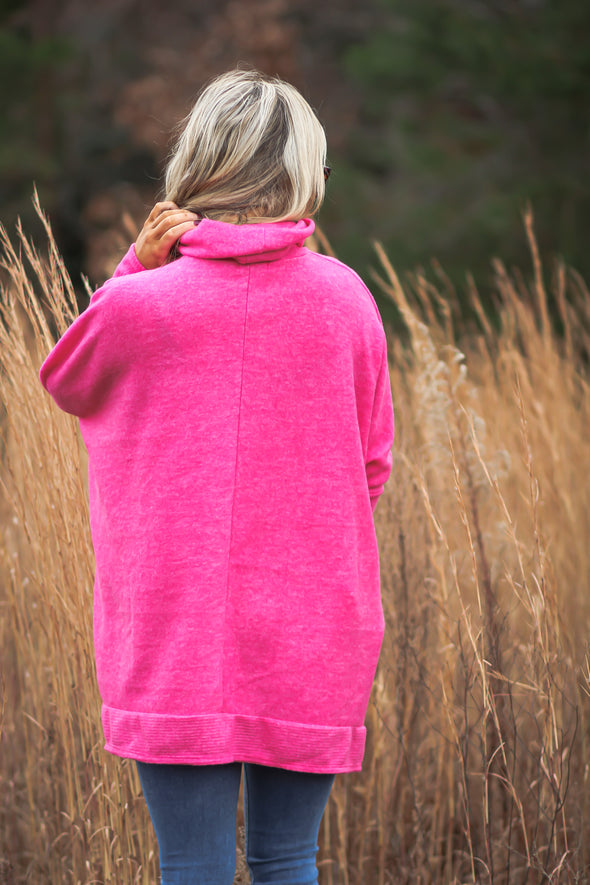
40, 69, 394, 885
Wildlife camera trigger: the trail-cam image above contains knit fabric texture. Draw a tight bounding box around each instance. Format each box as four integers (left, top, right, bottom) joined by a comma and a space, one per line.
40, 217, 395, 773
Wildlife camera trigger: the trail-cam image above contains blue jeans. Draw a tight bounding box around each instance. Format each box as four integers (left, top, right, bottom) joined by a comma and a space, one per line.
135, 761, 335, 885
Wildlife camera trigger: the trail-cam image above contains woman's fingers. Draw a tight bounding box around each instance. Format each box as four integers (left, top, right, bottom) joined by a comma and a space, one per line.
147, 201, 182, 223
135, 204, 200, 269
156, 220, 198, 252
151, 209, 199, 236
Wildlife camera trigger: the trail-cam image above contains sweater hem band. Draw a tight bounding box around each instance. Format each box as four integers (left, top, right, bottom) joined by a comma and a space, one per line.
102, 705, 366, 774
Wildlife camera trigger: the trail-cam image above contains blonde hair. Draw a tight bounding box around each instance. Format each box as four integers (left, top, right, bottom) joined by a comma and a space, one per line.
164, 69, 328, 223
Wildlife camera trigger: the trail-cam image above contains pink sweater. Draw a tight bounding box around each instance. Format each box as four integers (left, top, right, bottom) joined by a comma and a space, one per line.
40, 217, 394, 773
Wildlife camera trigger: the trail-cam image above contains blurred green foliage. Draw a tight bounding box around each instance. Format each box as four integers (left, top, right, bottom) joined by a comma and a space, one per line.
323, 0, 590, 303
1, 0, 589, 315
0, 20, 73, 221
0, 4, 158, 280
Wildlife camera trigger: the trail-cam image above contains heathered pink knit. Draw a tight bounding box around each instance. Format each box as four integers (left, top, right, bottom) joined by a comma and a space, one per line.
40, 217, 394, 773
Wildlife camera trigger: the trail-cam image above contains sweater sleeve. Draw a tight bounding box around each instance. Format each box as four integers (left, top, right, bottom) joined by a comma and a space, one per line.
39, 242, 146, 417
39, 281, 128, 418
365, 339, 394, 506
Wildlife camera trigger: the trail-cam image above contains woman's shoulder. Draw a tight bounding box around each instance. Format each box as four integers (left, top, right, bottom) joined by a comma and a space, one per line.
91, 255, 183, 308
302, 250, 384, 324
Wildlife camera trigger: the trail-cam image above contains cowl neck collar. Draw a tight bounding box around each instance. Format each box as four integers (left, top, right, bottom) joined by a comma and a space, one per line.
178, 217, 315, 264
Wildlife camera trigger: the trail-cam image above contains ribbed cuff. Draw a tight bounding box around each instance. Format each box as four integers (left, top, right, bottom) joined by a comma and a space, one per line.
112, 244, 147, 277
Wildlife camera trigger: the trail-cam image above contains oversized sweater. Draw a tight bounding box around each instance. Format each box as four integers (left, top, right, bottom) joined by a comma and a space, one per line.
39, 217, 395, 773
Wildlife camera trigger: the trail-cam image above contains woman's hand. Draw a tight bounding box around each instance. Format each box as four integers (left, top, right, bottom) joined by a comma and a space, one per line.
135, 202, 200, 269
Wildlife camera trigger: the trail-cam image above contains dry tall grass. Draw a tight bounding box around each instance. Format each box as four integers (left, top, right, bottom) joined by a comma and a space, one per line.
1, 202, 589, 883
